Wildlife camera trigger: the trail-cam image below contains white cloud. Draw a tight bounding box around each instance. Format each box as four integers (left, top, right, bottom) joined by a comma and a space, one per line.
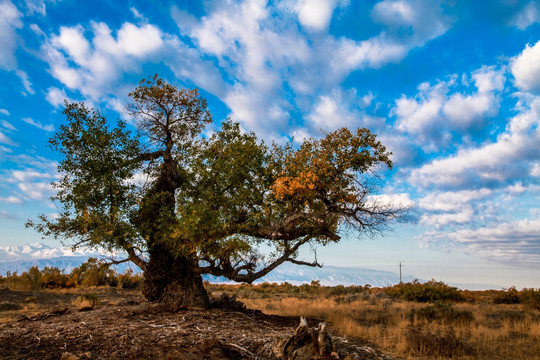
4, 163, 59, 203
15, 70, 35, 95
0, 109, 9, 116
394, 80, 448, 135
334, 34, 408, 71
417, 188, 493, 227
45, 87, 69, 108
168, 0, 451, 139
419, 188, 492, 212
24, 0, 56, 15
427, 217, 540, 266
509, 1, 540, 30
409, 96, 540, 189
0, 0, 22, 71
18, 181, 55, 200
512, 40, 540, 93
367, 192, 415, 211
0, 196, 23, 205
22, 117, 54, 132
294, 0, 341, 31
117, 23, 163, 57
394, 66, 504, 150
0, 130, 16, 145
1, 120, 16, 131
372, 0, 452, 45
420, 210, 473, 226
306, 88, 381, 134
43, 21, 168, 101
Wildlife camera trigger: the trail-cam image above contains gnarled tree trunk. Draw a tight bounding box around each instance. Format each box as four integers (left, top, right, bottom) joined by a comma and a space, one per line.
143, 243, 209, 308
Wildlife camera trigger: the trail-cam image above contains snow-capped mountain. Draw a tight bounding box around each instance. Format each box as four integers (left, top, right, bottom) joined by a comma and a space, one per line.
0, 242, 109, 261
204, 262, 414, 287
0, 243, 412, 287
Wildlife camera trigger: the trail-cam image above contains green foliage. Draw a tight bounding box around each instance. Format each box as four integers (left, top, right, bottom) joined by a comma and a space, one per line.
28, 75, 406, 296
385, 280, 465, 303
27, 102, 142, 251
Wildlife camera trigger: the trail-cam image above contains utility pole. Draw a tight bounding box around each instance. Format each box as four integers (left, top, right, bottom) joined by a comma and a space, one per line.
399, 262, 402, 284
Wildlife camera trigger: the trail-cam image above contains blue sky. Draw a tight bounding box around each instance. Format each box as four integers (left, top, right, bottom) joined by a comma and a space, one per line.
1, 0, 540, 288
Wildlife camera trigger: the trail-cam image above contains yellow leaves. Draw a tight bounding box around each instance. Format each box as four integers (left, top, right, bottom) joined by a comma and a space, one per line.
271, 170, 319, 199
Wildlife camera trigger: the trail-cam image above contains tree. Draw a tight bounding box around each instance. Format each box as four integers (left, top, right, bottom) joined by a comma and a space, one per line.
29, 76, 408, 308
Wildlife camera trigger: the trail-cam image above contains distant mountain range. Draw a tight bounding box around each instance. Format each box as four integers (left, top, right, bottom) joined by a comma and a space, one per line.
0, 243, 413, 287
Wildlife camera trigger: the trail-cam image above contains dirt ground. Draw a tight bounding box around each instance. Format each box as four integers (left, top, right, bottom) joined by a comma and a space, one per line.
0, 288, 396, 360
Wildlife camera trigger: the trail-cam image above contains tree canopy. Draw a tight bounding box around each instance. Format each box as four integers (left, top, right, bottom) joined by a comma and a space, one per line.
29, 76, 408, 307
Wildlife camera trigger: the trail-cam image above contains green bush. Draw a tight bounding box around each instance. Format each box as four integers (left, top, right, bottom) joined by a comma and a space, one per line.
385, 280, 465, 303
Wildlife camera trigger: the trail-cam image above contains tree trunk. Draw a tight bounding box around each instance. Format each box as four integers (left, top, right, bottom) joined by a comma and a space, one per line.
143, 243, 210, 309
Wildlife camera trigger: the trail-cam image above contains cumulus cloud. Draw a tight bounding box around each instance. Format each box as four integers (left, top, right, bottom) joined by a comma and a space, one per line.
168, 0, 452, 139
408, 95, 540, 189
294, 0, 343, 31
512, 40, 540, 93
45, 87, 69, 108
306, 89, 381, 133
43, 21, 168, 101
0, 0, 22, 71
394, 66, 505, 151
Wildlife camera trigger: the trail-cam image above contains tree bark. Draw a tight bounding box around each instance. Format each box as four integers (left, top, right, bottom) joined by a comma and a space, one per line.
143, 243, 210, 308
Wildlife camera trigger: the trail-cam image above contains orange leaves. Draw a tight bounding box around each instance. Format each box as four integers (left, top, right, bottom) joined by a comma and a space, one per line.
272, 170, 319, 199
271, 127, 392, 209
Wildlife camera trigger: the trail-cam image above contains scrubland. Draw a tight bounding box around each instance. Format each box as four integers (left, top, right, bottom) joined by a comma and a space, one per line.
1, 263, 539, 359
208, 281, 540, 359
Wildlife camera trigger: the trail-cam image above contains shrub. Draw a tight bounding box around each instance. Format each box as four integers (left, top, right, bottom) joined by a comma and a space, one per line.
117, 268, 143, 289
519, 288, 540, 310
40, 267, 70, 288
492, 286, 520, 304
385, 280, 465, 303
412, 302, 474, 325
69, 258, 115, 287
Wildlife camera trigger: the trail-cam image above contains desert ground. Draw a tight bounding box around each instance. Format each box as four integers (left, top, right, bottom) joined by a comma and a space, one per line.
1, 277, 539, 359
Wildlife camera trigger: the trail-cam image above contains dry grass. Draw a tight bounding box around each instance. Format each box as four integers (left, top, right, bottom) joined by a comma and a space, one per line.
240, 294, 540, 359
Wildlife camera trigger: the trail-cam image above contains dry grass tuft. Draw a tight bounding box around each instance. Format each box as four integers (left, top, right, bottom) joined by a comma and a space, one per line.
72, 293, 98, 311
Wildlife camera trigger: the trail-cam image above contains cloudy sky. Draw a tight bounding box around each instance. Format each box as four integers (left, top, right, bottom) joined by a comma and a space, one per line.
1, 0, 540, 288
